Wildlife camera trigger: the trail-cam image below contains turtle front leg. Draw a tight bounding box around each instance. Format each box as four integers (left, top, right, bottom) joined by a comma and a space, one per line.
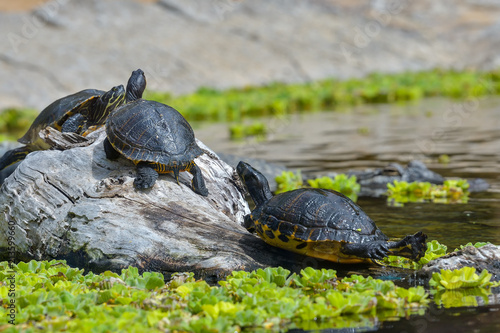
186, 162, 209, 196
103, 138, 121, 160
342, 241, 389, 260
61, 114, 86, 134
135, 162, 158, 189
386, 231, 427, 260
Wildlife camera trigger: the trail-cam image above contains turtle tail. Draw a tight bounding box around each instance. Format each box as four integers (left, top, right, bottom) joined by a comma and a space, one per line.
386, 231, 428, 261
0, 146, 31, 171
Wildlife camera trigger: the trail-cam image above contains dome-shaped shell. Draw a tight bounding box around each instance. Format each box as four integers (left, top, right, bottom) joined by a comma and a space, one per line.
254, 188, 387, 244
106, 99, 203, 166
19, 89, 104, 144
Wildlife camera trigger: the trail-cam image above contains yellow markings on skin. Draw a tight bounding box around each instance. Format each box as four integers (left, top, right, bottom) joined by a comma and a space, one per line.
254, 220, 372, 264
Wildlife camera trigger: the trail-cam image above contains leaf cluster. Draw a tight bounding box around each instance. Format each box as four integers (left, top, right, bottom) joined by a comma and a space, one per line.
429, 267, 500, 291
0, 261, 430, 332
275, 170, 360, 201
146, 69, 500, 123
229, 122, 267, 140
387, 179, 469, 206
0, 108, 38, 141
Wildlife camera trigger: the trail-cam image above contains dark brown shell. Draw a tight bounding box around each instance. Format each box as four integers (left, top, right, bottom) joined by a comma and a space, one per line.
106, 99, 203, 167
251, 188, 388, 244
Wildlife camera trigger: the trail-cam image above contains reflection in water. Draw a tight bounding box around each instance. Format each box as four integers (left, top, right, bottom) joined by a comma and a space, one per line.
196, 97, 500, 250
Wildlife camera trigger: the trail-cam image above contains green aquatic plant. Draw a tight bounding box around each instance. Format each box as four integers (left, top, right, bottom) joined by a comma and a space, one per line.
387, 179, 469, 206
4, 69, 500, 142
0, 108, 38, 141
382, 239, 448, 270
454, 241, 490, 251
0, 260, 430, 332
275, 170, 303, 193
229, 122, 267, 140
145, 68, 500, 123
307, 174, 360, 201
429, 267, 500, 290
433, 288, 492, 308
275, 171, 360, 201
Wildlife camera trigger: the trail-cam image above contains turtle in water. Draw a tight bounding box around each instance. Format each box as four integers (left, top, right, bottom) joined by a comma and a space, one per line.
237, 161, 427, 264
0, 69, 146, 172
103, 99, 209, 196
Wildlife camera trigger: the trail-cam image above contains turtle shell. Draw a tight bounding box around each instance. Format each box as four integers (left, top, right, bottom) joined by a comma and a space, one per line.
106, 99, 203, 167
19, 89, 104, 145
250, 188, 387, 245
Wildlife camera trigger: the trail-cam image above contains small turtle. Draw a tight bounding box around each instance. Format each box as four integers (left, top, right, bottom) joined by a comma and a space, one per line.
104, 99, 209, 196
54, 69, 146, 135
0, 69, 145, 172
237, 161, 427, 264
0, 86, 124, 171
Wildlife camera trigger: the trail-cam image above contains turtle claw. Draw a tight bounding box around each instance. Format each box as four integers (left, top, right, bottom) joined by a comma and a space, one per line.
367, 243, 389, 259
342, 241, 390, 260
135, 163, 158, 190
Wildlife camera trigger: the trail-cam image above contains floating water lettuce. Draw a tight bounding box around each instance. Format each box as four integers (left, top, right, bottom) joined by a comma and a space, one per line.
0, 260, 430, 332
382, 239, 448, 270
429, 267, 500, 308
275, 171, 360, 201
229, 122, 267, 140
454, 242, 490, 251
433, 288, 491, 308
429, 267, 500, 290
307, 174, 360, 202
387, 179, 469, 206
144, 69, 500, 124
275, 170, 303, 193
0, 107, 39, 141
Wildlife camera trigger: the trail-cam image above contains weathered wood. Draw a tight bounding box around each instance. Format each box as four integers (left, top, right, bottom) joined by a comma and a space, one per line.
0, 128, 314, 280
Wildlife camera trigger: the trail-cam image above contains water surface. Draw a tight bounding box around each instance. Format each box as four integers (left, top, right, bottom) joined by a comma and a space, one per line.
196, 97, 500, 250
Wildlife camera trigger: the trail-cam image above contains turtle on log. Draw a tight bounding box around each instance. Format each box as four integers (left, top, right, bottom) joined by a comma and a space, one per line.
237, 161, 427, 264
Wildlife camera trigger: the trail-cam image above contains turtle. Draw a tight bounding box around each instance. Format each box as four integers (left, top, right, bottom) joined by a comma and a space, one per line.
103, 99, 209, 196
237, 161, 427, 264
0, 69, 146, 172
54, 69, 146, 135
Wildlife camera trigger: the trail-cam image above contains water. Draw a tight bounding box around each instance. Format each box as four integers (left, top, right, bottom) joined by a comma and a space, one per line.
195, 97, 500, 249
195, 97, 500, 332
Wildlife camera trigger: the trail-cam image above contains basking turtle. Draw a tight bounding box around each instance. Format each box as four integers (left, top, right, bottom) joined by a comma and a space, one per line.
55, 69, 146, 135
0, 69, 146, 172
104, 100, 209, 196
237, 161, 427, 264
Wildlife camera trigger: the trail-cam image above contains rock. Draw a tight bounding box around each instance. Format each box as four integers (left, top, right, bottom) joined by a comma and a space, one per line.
0, 128, 309, 280
419, 244, 500, 282
345, 160, 488, 197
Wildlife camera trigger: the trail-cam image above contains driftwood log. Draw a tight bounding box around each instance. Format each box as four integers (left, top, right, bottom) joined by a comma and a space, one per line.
0, 128, 317, 280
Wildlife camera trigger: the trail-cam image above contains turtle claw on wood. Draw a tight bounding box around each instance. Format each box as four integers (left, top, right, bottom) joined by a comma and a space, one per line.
134, 162, 159, 189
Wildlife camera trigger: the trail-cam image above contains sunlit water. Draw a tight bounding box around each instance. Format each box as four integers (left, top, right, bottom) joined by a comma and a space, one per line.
195, 97, 500, 332
195, 97, 500, 249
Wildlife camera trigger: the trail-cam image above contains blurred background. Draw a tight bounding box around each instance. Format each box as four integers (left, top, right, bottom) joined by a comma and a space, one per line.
2, 0, 500, 109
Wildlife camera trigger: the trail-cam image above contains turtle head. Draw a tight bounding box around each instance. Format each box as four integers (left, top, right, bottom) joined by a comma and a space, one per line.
126, 69, 146, 102
90, 85, 126, 124
237, 161, 273, 206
